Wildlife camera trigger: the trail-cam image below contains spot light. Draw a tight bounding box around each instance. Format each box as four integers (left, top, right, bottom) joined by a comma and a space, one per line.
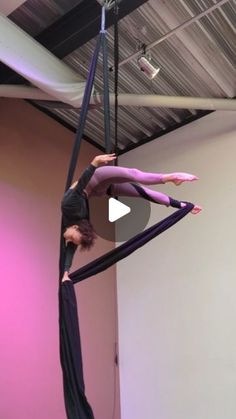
137, 56, 160, 80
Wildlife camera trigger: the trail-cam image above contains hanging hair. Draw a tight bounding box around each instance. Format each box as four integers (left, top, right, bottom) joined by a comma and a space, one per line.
77, 219, 97, 251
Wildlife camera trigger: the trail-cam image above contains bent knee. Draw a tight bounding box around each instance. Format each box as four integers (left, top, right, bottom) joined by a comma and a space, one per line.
128, 168, 141, 179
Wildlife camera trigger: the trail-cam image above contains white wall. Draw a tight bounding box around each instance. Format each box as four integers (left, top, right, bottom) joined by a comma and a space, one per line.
117, 111, 236, 419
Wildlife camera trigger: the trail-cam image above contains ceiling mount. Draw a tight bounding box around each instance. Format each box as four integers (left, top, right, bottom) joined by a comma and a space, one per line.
96, 0, 123, 11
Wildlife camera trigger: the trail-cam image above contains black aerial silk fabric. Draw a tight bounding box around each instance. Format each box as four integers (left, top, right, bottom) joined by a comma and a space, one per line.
70, 202, 194, 283
58, 30, 102, 419
59, 282, 95, 419
58, 8, 195, 419
59, 202, 194, 419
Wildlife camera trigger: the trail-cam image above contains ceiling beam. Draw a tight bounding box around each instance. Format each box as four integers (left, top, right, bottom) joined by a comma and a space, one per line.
36, 0, 149, 58
119, 110, 213, 155
27, 100, 106, 152
0, 0, 149, 83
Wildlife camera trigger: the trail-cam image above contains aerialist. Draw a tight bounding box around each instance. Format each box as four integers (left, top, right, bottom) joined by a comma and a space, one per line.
61, 153, 202, 281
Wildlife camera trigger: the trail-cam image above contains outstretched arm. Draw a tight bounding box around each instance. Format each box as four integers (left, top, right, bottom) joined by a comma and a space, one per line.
70, 154, 117, 193
62, 242, 78, 281
73, 164, 97, 194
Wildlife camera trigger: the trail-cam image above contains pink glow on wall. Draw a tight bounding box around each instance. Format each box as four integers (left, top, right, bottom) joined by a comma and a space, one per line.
0, 183, 65, 419
0, 99, 120, 419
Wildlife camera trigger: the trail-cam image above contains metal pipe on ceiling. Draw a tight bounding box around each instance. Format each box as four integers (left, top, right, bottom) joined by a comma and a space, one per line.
111, 0, 230, 70
108, 94, 236, 111
0, 85, 54, 100
0, 2, 232, 115
1, 85, 236, 111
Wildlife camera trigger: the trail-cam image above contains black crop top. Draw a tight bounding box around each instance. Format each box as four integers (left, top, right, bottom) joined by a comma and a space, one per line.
61, 163, 96, 272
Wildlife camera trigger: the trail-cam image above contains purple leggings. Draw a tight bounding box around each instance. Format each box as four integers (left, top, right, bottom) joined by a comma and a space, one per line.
86, 166, 170, 206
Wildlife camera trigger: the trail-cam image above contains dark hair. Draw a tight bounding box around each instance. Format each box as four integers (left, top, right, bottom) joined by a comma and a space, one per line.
77, 219, 97, 251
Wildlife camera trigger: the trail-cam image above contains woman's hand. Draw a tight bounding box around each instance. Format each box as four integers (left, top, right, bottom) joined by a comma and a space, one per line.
91, 153, 117, 167
62, 271, 71, 282
181, 202, 202, 215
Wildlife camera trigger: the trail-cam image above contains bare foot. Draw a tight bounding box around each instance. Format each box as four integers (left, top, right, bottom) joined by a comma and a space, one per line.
181, 202, 202, 214
191, 205, 202, 215
170, 172, 199, 186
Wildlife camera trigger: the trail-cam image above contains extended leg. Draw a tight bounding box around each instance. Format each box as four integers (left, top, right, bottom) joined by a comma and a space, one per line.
107, 182, 171, 206
107, 183, 202, 214
86, 165, 166, 196
86, 165, 198, 197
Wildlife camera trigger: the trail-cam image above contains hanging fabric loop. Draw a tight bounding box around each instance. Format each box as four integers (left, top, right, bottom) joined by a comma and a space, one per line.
58, 3, 195, 418
59, 6, 114, 419
70, 203, 194, 283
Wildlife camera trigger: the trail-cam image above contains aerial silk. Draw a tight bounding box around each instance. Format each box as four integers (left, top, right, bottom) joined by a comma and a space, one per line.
59, 282, 95, 419
58, 5, 194, 419
58, 7, 113, 419
70, 202, 193, 284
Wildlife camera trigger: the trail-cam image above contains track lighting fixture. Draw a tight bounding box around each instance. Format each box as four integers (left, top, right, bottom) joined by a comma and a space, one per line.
137, 55, 160, 80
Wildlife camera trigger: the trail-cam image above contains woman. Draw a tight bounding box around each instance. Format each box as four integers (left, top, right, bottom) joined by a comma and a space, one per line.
61, 153, 201, 281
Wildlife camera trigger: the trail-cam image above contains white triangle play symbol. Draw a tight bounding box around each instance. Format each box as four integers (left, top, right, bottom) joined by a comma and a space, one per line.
108, 198, 131, 222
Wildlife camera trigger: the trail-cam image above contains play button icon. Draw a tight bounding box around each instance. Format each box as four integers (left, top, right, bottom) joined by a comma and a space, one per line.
89, 193, 151, 243
108, 198, 131, 222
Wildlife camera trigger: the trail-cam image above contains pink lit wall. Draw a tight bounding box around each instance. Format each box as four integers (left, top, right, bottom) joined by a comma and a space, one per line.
0, 98, 120, 419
